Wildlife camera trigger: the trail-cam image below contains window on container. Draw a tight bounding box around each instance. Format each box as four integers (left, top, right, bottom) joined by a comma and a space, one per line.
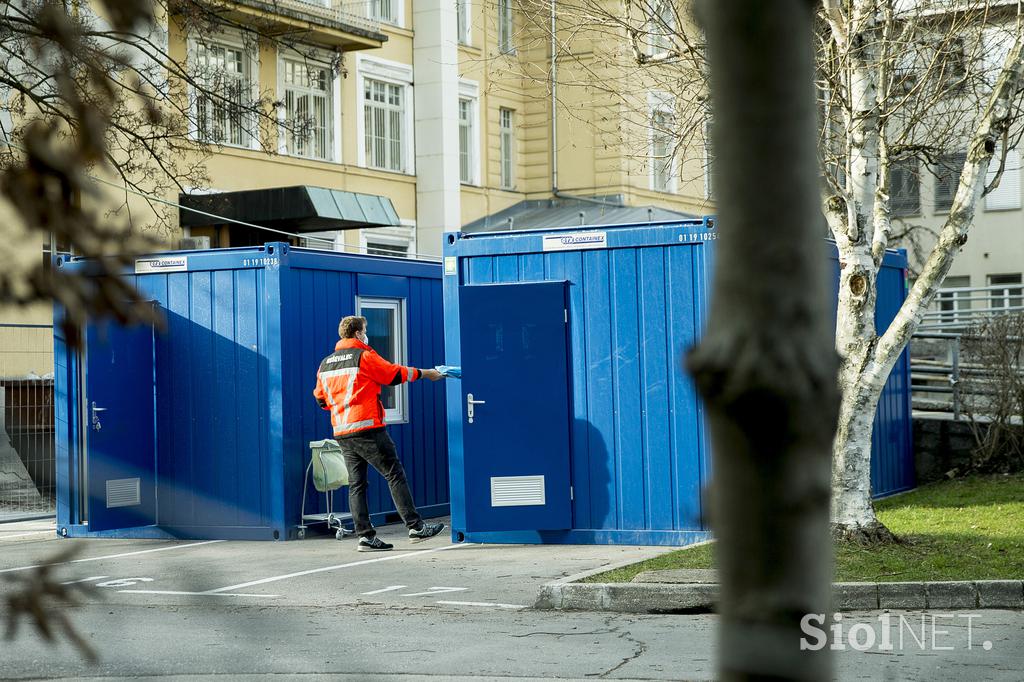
370, 0, 400, 26
282, 58, 332, 161
988, 273, 1022, 312
357, 297, 408, 423
366, 242, 409, 258
498, 0, 514, 54
650, 108, 675, 193
364, 78, 405, 172
938, 275, 971, 324
459, 97, 476, 184
194, 40, 255, 148
889, 158, 920, 216
500, 107, 515, 189
934, 152, 965, 213
457, 0, 470, 45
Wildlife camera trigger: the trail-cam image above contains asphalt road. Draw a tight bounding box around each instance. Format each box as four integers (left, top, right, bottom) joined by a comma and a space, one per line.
1, 519, 1022, 681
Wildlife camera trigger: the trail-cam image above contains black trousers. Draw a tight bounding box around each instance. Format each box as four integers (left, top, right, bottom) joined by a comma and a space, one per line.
337, 429, 422, 538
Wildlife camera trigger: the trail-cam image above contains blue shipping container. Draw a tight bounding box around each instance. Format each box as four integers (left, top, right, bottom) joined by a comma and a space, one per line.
443, 220, 913, 547
54, 243, 448, 540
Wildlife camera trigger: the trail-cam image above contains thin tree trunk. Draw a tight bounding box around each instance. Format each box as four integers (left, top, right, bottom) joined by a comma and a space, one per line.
691, 1, 839, 679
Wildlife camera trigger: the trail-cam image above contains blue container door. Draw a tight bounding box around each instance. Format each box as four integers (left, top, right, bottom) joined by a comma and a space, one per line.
85, 321, 157, 532
459, 282, 572, 531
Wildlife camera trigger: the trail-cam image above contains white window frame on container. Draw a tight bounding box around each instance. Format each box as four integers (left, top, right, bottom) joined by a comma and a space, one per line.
277, 49, 340, 162
457, 0, 471, 45
497, 0, 514, 54
356, 296, 409, 423
648, 92, 677, 193
369, 0, 404, 28
187, 34, 260, 149
499, 107, 515, 190
360, 220, 416, 259
356, 55, 415, 174
458, 79, 480, 186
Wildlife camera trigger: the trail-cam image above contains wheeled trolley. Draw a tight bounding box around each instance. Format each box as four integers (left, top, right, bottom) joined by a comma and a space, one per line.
299, 439, 355, 540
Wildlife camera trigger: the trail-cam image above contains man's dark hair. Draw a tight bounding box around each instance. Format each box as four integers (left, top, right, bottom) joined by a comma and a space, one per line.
339, 316, 367, 339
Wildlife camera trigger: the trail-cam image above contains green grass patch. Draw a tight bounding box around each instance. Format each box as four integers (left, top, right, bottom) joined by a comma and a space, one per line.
583, 474, 1024, 584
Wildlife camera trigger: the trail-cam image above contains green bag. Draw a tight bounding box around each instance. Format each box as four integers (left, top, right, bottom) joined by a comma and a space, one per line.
309, 439, 349, 491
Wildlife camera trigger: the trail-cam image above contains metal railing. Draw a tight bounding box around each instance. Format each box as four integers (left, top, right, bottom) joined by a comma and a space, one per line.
919, 283, 1024, 332
0, 323, 56, 516
278, 0, 383, 33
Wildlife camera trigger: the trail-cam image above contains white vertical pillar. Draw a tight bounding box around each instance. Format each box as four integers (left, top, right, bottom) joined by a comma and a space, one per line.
413, 0, 461, 256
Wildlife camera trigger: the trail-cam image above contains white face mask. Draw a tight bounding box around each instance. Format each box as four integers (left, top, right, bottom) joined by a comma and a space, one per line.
358, 331, 368, 345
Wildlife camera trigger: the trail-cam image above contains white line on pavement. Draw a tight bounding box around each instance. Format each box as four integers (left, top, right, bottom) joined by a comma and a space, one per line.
361, 585, 407, 595
60, 575, 107, 585
402, 586, 468, 597
0, 531, 55, 541
204, 543, 470, 594
436, 601, 527, 610
119, 590, 280, 598
0, 540, 224, 575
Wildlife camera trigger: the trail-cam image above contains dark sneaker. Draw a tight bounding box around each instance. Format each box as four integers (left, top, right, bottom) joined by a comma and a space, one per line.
409, 522, 446, 543
357, 536, 393, 552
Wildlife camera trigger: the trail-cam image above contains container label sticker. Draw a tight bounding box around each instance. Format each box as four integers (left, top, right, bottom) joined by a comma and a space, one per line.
135, 256, 188, 274
444, 256, 458, 275
542, 231, 607, 252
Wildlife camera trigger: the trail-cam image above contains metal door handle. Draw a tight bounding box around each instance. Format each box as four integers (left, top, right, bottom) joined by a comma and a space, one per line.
91, 402, 107, 431
467, 393, 486, 424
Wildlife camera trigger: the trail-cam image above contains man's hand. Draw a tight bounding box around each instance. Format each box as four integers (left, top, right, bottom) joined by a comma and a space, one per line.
421, 368, 444, 381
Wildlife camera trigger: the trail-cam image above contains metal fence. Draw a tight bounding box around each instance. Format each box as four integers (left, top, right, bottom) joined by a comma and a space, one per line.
919, 283, 1024, 332
0, 323, 56, 515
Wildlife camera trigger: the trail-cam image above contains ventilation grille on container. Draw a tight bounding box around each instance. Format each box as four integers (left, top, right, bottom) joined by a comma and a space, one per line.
106, 478, 141, 508
490, 475, 546, 507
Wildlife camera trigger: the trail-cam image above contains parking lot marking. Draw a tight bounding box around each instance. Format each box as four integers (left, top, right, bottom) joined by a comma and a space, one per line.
436, 601, 527, 610
0, 531, 54, 541
402, 586, 468, 597
0, 540, 224, 575
60, 576, 107, 585
361, 585, 407, 595
119, 590, 280, 598
204, 542, 469, 594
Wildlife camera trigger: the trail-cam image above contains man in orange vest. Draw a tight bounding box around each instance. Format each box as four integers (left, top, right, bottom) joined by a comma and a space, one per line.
314, 315, 446, 551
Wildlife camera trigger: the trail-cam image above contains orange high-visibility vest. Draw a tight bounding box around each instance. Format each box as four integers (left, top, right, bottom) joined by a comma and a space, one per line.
313, 338, 421, 437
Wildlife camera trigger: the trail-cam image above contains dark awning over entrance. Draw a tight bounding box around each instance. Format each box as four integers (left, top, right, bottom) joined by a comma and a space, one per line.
179, 186, 400, 232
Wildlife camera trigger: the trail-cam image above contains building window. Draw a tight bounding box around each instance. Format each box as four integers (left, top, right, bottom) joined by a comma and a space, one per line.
938, 38, 966, 94
934, 152, 965, 213
370, 0, 400, 26
985, 147, 1021, 211
459, 98, 474, 184
646, 0, 675, 56
367, 242, 409, 257
890, 158, 920, 216
650, 106, 675, 193
357, 297, 408, 423
364, 78, 406, 172
457, 0, 470, 45
938, 275, 971, 323
194, 40, 255, 147
500, 107, 515, 189
498, 0, 513, 54
988, 274, 1022, 312
281, 58, 332, 161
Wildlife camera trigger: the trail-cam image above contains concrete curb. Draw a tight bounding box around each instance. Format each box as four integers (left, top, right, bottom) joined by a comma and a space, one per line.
534, 580, 1024, 613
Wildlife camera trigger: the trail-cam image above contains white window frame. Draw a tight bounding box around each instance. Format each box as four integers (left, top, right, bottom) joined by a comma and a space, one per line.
360, 220, 416, 259
984, 146, 1021, 212
938, 275, 971, 323
187, 33, 260, 150
277, 48, 341, 163
356, 55, 415, 174
497, 0, 514, 54
648, 91, 677, 193
988, 274, 1023, 312
356, 296, 409, 424
458, 79, 480, 186
457, 0, 471, 46
499, 107, 515, 190
644, 0, 676, 58
369, 0, 404, 28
